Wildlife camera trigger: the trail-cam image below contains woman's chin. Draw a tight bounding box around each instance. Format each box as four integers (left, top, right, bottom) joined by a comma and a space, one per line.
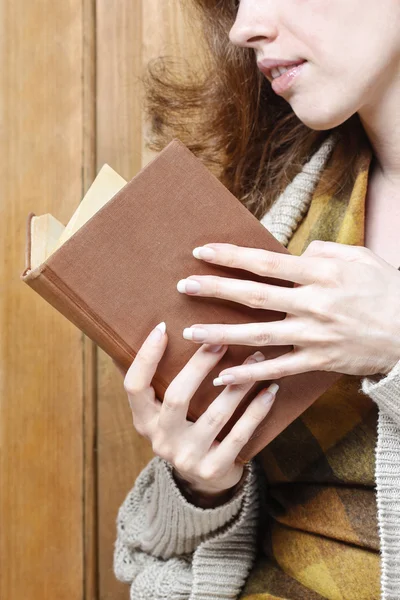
292, 103, 352, 131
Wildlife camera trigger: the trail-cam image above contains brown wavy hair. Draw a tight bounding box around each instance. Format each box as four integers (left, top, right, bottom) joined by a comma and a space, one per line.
141, 0, 371, 219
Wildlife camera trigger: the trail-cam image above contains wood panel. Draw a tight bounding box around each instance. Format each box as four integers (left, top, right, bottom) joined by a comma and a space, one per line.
1, 1, 206, 597
0, 0, 95, 598
82, 2, 98, 598
96, 1, 204, 597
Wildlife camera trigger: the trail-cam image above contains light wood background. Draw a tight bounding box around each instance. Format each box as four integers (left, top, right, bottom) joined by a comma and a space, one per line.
0, 1, 201, 598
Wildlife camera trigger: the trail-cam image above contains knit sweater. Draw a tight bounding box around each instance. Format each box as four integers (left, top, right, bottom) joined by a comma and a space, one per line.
113, 136, 400, 600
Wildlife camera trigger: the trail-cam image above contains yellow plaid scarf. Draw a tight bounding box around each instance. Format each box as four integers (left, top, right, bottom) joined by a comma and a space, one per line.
240, 144, 382, 600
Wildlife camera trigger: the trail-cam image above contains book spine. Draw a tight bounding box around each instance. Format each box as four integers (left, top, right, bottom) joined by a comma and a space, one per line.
20, 264, 168, 397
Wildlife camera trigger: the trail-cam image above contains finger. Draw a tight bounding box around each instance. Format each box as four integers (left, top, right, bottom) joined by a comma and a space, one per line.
208, 383, 278, 472
178, 275, 307, 315
190, 351, 266, 453
157, 344, 228, 430
124, 322, 168, 423
214, 348, 325, 386
192, 242, 330, 285
302, 240, 368, 262
182, 318, 308, 346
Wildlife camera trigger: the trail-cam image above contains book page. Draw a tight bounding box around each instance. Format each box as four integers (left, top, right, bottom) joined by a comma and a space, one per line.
52, 164, 127, 253
31, 214, 66, 269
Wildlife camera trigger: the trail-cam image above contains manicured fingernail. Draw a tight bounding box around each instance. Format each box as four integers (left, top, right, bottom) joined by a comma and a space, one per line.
245, 351, 265, 365
177, 279, 201, 294
260, 383, 279, 405
148, 321, 166, 342
213, 374, 236, 386
193, 246, 216, 260
209, 344, 224, 352
183, 327, 208, 341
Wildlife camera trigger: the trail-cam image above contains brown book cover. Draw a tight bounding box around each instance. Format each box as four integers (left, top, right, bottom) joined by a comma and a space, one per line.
20, 139, 342, 463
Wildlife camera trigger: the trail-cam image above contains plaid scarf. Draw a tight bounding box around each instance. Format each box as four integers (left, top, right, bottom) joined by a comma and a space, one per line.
240, 144, 383, 600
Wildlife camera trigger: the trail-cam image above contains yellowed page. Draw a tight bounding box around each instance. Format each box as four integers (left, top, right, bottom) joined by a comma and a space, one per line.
53, 164, 127, 252
31, 214, 66, 269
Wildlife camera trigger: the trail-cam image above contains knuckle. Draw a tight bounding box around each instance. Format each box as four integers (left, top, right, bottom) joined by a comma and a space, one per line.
360, 246, 373, 260
253, 328, 273, 345
312, 296, 333, 322
307, 240, 326, 254
212, 276, 223, 297
198, 464, 220, 481
123, 378, 141, 396
248, 286, 268, 309
131, 418, 148, 437
174, 452, 196, 474
324, 262, 342, 285
135, 349, 155, 367
271, 364, 287, 379
259, 252, 281, 276
230, 429, 250, 447
238, 365, 251, 380
151, 436, 172, 459
163, 390, 183, 412
318, 352, 334, 370
347, 244, 370, 260
236, 368, 253, 385
205, 408, 228, 429
210, 326, 228, 344
224, 250, 237, 268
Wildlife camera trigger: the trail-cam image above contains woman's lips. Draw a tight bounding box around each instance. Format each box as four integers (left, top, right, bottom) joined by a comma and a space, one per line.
257, 60, 307, 95
257, 59, 305, 80
270, 61, 306, 94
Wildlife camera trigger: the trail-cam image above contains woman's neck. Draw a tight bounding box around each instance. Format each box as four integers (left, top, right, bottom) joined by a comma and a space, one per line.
364, 154, 400, 268
358, 67, 400, 187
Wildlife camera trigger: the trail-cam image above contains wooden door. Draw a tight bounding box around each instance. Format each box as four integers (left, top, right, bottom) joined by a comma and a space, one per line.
0, 1, 201, 598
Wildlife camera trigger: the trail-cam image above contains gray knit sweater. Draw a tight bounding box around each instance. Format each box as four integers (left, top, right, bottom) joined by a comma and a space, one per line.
113, 136, 400, 600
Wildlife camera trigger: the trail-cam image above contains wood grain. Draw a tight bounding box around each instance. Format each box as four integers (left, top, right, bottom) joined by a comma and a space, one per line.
1, 1, 207, 597
0, 1, 88, 598
82, 3, 98, 599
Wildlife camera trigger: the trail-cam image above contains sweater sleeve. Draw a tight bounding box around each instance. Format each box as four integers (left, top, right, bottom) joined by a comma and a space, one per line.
113, 455, 260, 600
360, 357, 400, 427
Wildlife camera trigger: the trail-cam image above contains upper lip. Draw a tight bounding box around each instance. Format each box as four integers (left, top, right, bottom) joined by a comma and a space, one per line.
257, 58, 305, 80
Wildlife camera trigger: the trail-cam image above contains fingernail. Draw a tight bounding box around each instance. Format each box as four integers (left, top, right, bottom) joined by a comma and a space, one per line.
193, 246, 216, 260
209, 344, 224, 353
245, 352, 265, 365
177, 279, 201, 294
183, 327, 208, 341
260, 383, 279, 405
148, 321, 166, 342
213, 374, 236, 386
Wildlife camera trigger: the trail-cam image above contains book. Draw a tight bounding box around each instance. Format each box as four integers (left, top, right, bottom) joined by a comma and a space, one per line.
21, 139, 342, 463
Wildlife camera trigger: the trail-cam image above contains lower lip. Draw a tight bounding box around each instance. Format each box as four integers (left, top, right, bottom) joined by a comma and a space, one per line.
271, 62, 306, 95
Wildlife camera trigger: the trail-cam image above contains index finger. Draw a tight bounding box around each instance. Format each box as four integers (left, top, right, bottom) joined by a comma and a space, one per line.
193, 243, 325, 286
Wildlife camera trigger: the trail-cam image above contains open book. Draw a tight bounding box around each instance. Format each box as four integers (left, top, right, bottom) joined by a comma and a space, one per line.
22, 139, 342, 463
30, 165, 127, 269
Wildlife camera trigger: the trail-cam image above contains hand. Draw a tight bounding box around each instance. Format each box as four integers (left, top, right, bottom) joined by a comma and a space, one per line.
176, 241, 400, 387
113, 322, 278, 499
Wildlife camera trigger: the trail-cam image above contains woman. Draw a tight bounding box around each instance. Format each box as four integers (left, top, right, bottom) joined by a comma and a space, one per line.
113, 1, 400, 598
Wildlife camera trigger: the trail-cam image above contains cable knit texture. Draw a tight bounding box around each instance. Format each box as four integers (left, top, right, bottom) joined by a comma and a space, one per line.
114, 134, 400, 599
361, 362, 400, 599
114, 457, 260, 599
